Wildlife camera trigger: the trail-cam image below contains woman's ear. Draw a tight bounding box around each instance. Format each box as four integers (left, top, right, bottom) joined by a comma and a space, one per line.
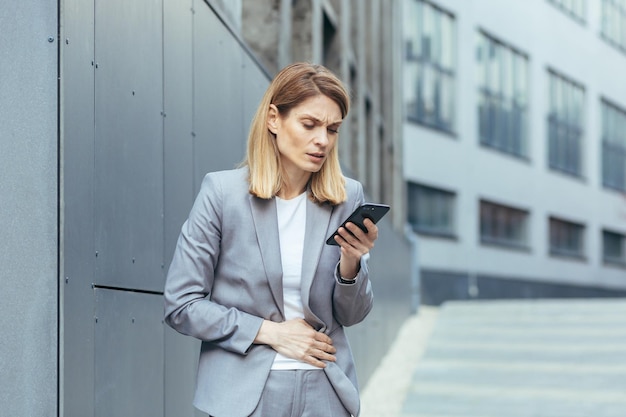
267, 104, 280, 134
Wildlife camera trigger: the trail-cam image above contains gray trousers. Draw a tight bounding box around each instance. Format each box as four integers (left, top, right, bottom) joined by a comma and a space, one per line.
249, 369, 352, 417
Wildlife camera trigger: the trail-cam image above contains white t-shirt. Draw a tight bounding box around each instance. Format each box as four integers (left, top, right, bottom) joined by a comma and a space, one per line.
271, 192, 320, 370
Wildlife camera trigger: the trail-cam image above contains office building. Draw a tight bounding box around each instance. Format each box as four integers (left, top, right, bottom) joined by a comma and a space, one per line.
403, 0, 626, 303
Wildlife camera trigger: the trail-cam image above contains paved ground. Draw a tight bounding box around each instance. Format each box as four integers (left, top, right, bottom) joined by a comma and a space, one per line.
360, 299, 626, 417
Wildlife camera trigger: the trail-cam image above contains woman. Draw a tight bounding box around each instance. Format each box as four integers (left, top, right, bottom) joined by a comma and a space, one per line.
164, 62, 378, 417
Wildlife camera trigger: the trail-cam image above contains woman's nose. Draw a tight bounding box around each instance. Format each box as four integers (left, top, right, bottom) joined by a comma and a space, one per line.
315, 128, 329, 146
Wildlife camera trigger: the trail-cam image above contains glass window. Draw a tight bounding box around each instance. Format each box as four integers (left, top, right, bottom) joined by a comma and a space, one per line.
548, 70, 585, 177
408, 183, 456, 236
601, 99, 626, 191
477, 31, 529, 158
603, 229, 626, 265
480, 200, 529, 249
549, 217, 585, 258
547, 0, 586, 23
601, 0, 626, 52
404, 0, 456, 133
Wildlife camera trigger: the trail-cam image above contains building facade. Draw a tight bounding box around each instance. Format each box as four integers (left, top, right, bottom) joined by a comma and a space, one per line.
403, 0, 626, 304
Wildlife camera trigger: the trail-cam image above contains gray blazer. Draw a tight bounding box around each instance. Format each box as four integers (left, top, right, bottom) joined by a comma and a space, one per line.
164, 167, 374, 417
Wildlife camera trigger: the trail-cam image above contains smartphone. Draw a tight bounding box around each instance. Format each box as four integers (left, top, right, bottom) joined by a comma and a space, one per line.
326, 203, 391, 245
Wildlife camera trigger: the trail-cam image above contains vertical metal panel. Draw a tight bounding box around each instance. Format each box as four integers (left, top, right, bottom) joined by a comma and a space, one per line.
0, 0, 58, 416
163, 0, 195, 266
163, 1, 200, 416
94, 289, 164, 417
193, 5, 246, 187
61, 0, 97, 414
94, 0, 165, 292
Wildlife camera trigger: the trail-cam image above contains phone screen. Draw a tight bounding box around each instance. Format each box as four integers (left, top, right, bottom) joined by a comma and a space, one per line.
326, 203, 390, 245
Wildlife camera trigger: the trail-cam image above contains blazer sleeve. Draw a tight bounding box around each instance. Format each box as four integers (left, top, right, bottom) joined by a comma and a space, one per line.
331, 181, 374, 327
163, 173, 263, 355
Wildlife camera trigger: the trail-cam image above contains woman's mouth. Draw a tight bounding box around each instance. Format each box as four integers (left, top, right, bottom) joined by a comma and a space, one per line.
307, 152, 325, 162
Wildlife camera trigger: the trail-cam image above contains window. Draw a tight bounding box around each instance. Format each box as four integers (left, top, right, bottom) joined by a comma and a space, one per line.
547, 0, 586, 23
322, 10, 339, 68
404, 0, 456, 132
480, 200, 529, 249
601, 99, 626, 191
548, 70, 585, 177
408, 183, 456, 236
477, 31, 529, 158
549, 217, 585, 259
601, 0, 626, 52
603, 229, 626, 266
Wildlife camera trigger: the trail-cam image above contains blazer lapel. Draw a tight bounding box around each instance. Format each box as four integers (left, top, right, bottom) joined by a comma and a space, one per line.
249, 195, 285, 320
301, 197, 333, 330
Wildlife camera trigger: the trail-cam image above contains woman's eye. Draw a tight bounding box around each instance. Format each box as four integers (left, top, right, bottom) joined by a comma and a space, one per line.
328, 128, 339, 134
303, 123, 315, 130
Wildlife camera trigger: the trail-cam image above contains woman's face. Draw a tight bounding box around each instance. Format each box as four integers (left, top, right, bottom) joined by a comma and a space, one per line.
268, 94, 343, 178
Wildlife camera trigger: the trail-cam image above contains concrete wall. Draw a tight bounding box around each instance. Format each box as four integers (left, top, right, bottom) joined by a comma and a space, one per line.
0, 0, 59, 415
403, 0, 626, 299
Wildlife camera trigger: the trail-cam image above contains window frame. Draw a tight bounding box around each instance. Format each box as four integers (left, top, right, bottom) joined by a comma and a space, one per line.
548, 216, 587, 260
547, 69, 586, 178
479, 199, 530, 251
404, 0, 457, 134
600, 98, 626, 192
602, 229, 626, 267
546, 0, 587, 24
477, 30, 530, 160
600, 0, 626, 54
407, 182, 457, 238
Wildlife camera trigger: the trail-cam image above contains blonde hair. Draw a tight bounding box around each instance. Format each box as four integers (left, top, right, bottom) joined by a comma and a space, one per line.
241, 62, 350, 205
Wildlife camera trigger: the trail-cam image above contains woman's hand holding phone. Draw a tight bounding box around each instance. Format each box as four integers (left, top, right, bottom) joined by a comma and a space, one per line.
328, 203, 390, 280
334, 218, 379, 280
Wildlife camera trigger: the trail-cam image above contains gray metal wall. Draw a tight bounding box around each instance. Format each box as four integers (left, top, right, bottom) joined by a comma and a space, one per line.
61, 1, 270, 415
0, 0, 59, 416
61, 0, 412, 415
